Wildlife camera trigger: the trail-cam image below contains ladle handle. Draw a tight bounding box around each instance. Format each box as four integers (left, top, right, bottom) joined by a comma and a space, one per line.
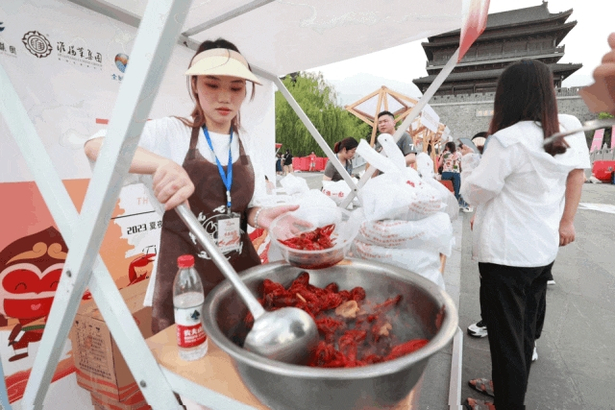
175, 204, 266, 320
543, 118, 615, 147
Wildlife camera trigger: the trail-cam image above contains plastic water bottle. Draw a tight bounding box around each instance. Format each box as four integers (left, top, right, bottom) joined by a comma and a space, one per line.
173, 254, 207, 361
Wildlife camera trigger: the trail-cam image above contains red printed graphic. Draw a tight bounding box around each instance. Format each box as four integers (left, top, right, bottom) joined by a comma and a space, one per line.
176, 322, 206, 348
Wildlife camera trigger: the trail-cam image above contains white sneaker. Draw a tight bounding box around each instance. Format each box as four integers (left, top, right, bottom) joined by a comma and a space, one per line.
463, 206, 474, 213
547, 279, 556, 286
467, 320, 488, 338
532, 342, 538, 362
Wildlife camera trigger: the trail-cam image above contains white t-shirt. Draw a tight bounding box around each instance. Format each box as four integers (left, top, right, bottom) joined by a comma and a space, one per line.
460, 114, 590, 267
90, 116, 267, 215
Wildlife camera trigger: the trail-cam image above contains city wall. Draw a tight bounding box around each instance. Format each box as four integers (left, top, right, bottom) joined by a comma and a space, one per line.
430, 87, 596, 140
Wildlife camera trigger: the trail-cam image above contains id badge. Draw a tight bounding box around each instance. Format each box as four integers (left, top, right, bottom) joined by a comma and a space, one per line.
215, 212, 241, 253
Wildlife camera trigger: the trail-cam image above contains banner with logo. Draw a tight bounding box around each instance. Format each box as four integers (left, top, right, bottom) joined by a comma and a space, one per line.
0, 0, 274, 407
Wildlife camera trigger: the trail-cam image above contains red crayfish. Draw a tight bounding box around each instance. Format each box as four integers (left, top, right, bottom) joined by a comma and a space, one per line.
278, 224, 336, 251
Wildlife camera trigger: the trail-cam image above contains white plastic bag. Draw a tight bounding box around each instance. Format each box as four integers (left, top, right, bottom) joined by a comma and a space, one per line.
357, 212, 454, 256
357, 140, 444, 221
279, 173, 310, 195
422, 176, 459, 222
351, 240, 446, 289
360, 173, 444, 221
416, 152, 435, 178
321, 178, 359, 206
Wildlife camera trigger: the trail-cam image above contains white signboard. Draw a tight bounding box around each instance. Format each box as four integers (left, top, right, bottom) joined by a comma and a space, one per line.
421, 104, 440, 133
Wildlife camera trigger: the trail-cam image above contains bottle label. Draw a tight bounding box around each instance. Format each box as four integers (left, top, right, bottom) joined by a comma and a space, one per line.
175, 306, 207, 348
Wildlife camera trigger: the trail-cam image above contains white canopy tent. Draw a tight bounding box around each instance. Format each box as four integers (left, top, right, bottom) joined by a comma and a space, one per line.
0, 0, 489, 408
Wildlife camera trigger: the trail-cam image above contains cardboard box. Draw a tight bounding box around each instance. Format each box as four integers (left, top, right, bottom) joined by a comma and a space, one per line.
90, 388, 151, 410
70, 279, 152, 402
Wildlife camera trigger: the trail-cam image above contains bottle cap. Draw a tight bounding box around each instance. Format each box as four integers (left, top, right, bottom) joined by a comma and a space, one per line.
177, 254, 195, 268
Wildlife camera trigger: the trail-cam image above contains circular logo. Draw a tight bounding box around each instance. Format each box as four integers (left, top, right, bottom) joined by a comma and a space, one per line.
22, 31, 52, 58
115, 53, 129, 73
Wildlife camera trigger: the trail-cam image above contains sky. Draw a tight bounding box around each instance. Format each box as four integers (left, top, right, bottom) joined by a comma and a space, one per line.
307, 0, 614, 106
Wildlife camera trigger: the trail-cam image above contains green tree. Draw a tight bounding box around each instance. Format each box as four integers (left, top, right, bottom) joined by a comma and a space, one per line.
275, 72, 371, 157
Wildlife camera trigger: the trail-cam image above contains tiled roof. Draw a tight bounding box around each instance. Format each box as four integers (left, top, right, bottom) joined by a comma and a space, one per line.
413, 63, 582, 84
430, 2, 573, 38
487, 2, 563, 27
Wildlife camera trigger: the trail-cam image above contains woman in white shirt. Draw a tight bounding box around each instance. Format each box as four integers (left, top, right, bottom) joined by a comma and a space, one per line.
460, 60, 589, 410
84, 39, 296, 336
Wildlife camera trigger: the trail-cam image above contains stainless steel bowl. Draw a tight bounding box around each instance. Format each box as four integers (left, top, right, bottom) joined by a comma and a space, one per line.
202, 259, 458, 410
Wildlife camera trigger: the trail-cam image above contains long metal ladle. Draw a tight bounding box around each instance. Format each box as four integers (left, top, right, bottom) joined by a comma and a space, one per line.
543, 118, 615, 147
175, 204, 318, 364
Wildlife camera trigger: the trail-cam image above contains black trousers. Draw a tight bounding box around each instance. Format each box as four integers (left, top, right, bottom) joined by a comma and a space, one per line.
479, 261, 552, 410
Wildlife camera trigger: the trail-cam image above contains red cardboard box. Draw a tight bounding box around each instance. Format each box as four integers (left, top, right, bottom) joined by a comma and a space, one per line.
70, 279, 152, 402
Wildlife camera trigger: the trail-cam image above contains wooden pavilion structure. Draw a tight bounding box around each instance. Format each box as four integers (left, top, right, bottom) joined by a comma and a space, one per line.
345, 86, 450, 168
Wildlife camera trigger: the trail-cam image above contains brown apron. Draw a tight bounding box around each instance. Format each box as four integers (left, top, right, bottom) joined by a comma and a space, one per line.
151, 126, 261, 334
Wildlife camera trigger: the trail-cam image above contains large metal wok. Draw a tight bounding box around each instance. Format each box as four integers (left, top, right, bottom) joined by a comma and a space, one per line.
201, 259, 458, 410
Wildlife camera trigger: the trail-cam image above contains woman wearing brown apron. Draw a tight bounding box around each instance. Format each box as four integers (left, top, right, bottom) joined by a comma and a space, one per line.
85, 39, 297, 335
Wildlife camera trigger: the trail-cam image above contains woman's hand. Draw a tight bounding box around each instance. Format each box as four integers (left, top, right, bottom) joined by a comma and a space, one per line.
252, 204, 300, 230
559, 219, 576, 246
152, 159, 194, 210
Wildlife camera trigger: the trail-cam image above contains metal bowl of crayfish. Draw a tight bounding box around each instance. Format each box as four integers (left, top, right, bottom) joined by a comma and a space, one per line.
202, 259, 458, 410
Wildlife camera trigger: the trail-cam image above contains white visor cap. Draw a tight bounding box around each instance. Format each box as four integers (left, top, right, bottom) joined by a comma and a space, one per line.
185, 48, 262, 85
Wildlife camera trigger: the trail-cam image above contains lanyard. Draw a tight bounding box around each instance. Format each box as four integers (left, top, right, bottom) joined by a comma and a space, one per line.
202, 126, 233, 213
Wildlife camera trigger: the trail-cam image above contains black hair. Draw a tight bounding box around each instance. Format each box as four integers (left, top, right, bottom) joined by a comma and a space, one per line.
377, 110, 395, 120
445, 141, 456, 153
472, 132, 488, 140
490, 59, 566, 156
333, 137, 359, 154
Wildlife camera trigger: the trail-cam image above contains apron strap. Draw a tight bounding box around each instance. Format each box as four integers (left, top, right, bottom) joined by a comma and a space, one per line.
187, 126, 200, 159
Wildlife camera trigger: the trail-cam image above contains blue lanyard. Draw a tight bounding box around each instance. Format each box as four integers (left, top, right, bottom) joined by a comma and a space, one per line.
202, 126, 233, 212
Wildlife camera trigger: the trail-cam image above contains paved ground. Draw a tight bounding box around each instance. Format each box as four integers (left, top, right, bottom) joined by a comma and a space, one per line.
283, 172, 615, 409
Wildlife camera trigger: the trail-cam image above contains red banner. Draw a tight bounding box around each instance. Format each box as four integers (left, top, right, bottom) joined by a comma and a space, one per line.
458, 0, 491, 62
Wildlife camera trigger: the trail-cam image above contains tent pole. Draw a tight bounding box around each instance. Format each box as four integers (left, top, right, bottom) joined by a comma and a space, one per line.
339, 48, 460, 209
254, 67, 361, 208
